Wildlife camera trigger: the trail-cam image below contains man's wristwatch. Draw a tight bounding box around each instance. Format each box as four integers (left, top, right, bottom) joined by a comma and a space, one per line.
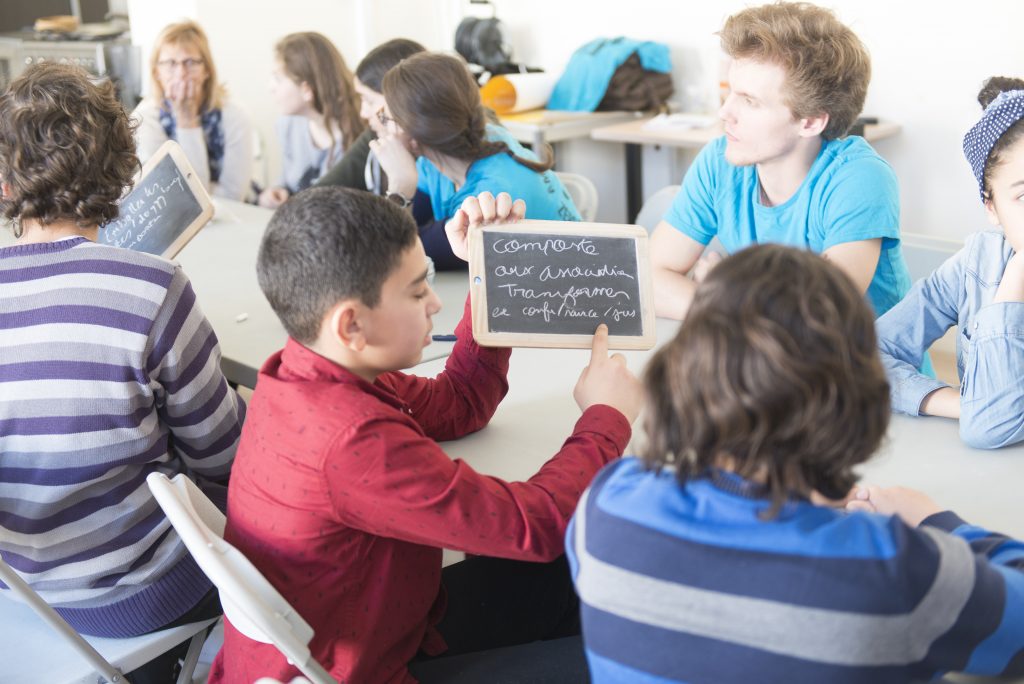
386, 191, 413, 209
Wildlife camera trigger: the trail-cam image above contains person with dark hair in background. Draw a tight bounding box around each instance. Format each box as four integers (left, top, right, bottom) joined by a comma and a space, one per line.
0, 63, 244, 684
876, 76, 1024, 448
569, 244, 1024, 683
376, 52, 581, 271
257, 32, 365, 209
315, 38, 426, 194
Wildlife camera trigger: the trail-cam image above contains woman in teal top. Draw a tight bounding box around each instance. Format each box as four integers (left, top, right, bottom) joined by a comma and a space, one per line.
372, 52, 580, 270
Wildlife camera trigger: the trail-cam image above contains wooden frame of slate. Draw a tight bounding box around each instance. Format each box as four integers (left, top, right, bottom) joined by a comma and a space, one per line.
98, 140, 213, 259
468, 220, 655, 349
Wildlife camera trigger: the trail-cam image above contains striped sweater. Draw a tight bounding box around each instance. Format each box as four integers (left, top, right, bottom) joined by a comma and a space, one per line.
567, 457, 1024, 683
0, 236, 244, 637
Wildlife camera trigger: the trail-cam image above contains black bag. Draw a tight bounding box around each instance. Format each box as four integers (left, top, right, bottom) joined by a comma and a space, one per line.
596, 53, 674, 111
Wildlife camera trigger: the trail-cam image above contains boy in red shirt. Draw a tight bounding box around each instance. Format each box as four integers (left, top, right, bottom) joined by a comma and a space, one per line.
210, 188, 641, 683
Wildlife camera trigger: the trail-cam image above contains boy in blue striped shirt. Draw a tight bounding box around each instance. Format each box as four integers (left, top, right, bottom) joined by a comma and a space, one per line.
568, 244, 1024, 683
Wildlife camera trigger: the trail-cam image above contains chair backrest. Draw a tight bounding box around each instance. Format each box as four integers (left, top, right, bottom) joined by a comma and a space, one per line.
555, 171, 599, 222
146, 472, 337, 684
634, 184, 680, 233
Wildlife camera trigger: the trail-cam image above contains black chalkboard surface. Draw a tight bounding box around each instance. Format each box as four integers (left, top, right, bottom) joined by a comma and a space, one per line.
469, 220, 655, 349
98, 141, 213, 259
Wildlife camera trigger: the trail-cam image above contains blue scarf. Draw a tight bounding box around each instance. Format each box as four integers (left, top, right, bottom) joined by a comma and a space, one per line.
158, 100, 225, 183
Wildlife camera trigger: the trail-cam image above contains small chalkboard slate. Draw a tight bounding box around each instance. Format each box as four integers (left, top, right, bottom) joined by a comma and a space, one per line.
98, 141, 213, 259
469, 220, 655, 349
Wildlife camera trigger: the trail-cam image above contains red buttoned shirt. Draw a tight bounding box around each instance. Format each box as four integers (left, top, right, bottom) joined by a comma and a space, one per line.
209, 302, 631, 683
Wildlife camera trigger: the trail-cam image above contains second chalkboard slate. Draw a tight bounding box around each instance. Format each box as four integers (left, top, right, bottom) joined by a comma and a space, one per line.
469, 220, 655, 349
98, 140, 214, 259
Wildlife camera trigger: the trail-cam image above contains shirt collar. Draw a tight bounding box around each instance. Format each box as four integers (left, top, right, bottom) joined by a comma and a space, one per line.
269, 337, 407, 409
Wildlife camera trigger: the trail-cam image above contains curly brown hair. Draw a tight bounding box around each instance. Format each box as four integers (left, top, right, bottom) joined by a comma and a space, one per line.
382, 53, 552, 173
0, 63, 139, 230
719, 2, 871, 140
641, 244, 890, 517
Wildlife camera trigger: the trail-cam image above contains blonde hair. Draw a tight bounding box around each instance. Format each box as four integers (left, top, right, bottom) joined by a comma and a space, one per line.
275, 32, 364, 158
149, 20, 224, 112
719, 2, 870, 140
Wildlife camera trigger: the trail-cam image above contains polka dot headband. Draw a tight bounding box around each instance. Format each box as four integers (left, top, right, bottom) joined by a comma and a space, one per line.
963, 89, 1024, 200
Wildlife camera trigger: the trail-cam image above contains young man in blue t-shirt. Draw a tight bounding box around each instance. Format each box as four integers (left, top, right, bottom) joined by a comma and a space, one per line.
651, 2, 911, 320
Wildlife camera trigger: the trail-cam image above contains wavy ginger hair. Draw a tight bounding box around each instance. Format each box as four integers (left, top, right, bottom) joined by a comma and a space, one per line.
719, 2, 871, 140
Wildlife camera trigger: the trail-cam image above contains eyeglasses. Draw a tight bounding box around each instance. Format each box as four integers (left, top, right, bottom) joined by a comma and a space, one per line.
376, 108, 396, 127
157, 58, 205, 73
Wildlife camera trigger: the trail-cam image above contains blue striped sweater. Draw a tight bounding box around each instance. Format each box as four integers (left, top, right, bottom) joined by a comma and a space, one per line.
567, 457, 1024, 683
0, 236, 244, 637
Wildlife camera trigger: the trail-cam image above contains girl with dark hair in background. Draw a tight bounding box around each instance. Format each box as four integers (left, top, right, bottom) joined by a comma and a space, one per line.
316, 37, 426, 195
258, 32, 365, 208
376, 52, 581, 270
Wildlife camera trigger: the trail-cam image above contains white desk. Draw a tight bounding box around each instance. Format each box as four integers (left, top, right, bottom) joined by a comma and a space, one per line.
175, 199, 470, 388
423, 316, 1023, 540
422, 319, 1022, 681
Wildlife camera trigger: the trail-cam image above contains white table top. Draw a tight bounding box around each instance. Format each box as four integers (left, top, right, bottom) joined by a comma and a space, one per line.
424, 318, 1024, 682
174, 199, 469, 388
422, 317, 1024, 540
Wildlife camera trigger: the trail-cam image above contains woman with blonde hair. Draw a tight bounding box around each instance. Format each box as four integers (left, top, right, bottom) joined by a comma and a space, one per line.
133, 20, 253, 201
258, 32, 365, 208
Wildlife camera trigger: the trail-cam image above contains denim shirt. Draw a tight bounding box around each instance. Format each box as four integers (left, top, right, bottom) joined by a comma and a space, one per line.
876, 230, 1024, 448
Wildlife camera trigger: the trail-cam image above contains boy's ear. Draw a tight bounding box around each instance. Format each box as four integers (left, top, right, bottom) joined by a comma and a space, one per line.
798, 112, 829, 138
327, 299, 368, 352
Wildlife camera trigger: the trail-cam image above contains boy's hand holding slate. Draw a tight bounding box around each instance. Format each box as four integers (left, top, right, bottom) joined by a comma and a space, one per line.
445, 191, 526, 262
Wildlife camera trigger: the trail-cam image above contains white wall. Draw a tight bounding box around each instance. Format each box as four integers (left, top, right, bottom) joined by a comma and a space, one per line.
129, 0, 1022, 240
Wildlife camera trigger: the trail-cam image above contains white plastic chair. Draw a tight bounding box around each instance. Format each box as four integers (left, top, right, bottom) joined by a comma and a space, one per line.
146, 472, 337, 684
0, 554, 214, 684
556, 171, 599, 222
634, 184, 680, 233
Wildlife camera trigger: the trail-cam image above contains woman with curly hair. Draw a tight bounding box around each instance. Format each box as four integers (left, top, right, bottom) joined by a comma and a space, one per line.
0, 63, 244, 682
